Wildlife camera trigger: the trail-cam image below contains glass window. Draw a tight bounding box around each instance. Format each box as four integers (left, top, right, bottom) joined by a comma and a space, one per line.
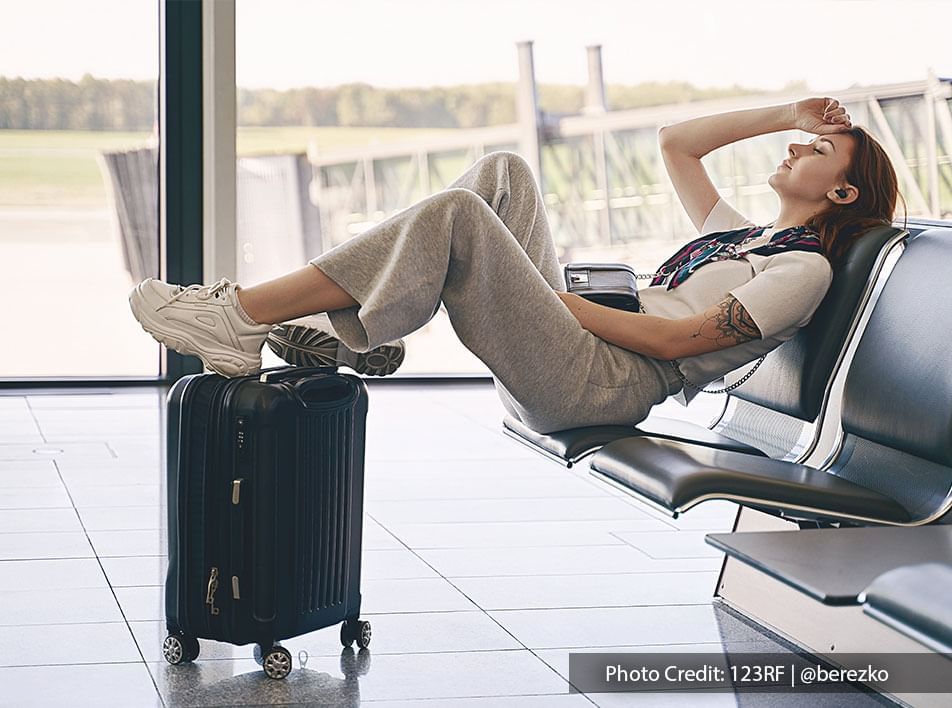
0, 1, 159, 378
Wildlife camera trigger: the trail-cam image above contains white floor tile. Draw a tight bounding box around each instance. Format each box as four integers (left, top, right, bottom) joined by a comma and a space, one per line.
0, 621, 142, 666
26, 392, 163, 409
0, 559, 107, 591
78, 506, 166, 531
0, 531, 94, 561
361, 518, 404, 550
0, 587, 124, 625
416, 544, 719, 578
489, 605, 725, 649
0, 442, 113, 461
384, 518, 670, 550
0, 460, 62, 488
0, 429, 44, 444
366, 472, 606, 501
361, 577, 478, 614
0, 663, 160, 707
88, 529, 167, 557
453, 571, 718, 610
0, 508, 82, 533
0, 485, 72, 509
612, 530, 727, 559
100, 555, 168, 588
114, 586, 164, 622
366, 456, 572, 479
59, 466, 162, 487
0, 397, 30, 413
69, 485, 161, 508
368, 497, 653, 524
362, 549, 440, 580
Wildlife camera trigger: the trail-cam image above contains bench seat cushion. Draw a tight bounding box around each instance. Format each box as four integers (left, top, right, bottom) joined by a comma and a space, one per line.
862, 562, 952, 653
502, 415, 764, 467
636, 416, 765, 456
589, 437, 911, 522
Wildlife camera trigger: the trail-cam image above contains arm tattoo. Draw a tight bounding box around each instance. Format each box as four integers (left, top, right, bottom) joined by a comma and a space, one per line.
691, 296, 762, 347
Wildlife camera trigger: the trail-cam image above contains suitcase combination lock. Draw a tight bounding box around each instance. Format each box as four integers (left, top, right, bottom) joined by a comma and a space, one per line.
206, 567, 220, 615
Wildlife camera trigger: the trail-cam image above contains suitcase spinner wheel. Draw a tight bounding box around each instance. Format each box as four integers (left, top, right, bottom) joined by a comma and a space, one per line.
252, 643, 293, 680
340, 618, 372, 649
261, 645, 293, 680
162, 633, 200, 665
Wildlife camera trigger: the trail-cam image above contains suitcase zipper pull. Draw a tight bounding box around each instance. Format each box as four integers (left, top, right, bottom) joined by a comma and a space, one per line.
206, 566, 220, 616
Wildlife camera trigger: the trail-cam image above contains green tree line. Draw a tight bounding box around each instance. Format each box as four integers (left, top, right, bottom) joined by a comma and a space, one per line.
0, 73, 805, 131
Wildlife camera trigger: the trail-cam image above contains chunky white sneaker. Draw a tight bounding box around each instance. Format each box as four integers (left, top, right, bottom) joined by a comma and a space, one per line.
267, 319, 405, 376
129, 277, 271, 377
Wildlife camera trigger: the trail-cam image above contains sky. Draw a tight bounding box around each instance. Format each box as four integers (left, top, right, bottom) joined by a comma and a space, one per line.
0, 0, 949, 92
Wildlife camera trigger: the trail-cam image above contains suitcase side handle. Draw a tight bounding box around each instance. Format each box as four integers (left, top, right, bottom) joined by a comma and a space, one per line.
292, 377, 359, 410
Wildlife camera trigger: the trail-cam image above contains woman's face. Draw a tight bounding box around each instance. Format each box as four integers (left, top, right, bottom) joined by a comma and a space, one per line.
768, 132, 857, 202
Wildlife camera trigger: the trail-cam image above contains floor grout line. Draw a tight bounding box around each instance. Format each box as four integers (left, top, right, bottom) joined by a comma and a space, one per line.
1, 385, 789, 706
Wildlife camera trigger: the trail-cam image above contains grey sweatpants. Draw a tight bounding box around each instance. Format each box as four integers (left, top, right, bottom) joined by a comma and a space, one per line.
309, 151, 681, 434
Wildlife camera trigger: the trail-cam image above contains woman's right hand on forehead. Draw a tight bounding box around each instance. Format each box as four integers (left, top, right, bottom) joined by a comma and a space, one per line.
790, 97, 853, 135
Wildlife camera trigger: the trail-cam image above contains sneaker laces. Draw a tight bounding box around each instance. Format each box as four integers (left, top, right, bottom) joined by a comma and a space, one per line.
166, 277, 232, 305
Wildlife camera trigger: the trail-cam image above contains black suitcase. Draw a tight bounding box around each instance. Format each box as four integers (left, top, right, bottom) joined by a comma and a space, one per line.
161, 365, 371, 679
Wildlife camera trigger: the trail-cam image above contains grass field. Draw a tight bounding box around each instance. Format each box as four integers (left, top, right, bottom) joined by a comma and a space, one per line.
0, 130, 150, 206
0, 126, 464, 207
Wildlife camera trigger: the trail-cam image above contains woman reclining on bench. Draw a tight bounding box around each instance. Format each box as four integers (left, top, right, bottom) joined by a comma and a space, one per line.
129, 97, 902, 434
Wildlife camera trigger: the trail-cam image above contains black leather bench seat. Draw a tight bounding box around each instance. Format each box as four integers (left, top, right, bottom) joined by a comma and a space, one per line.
590, 437, 911, 523
705, 526, 952, 605
861, 563, 952, 653
502, 414, 764, 467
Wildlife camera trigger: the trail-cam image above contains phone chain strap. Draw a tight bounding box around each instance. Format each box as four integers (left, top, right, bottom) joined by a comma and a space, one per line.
630, 266, 766, 395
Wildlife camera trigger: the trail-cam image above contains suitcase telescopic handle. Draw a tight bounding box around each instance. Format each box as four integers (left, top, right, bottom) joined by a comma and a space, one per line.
257, 366, 338, 384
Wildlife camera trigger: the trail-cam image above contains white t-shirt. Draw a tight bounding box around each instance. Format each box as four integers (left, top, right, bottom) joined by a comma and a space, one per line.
638, 198, 834, 406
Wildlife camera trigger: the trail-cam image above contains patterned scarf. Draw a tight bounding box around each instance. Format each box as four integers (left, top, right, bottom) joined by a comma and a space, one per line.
650, 224, 824, 290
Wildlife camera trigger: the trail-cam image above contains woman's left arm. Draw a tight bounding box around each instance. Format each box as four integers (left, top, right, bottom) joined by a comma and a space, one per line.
556, 291, 762, 360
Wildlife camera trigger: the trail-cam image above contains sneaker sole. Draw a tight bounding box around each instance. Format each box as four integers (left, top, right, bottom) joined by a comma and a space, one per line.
128, 284, 261, 378
267, 324, 405, 376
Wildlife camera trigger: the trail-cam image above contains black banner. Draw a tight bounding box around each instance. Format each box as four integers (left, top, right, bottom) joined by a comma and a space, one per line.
568, 652, 952, 694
